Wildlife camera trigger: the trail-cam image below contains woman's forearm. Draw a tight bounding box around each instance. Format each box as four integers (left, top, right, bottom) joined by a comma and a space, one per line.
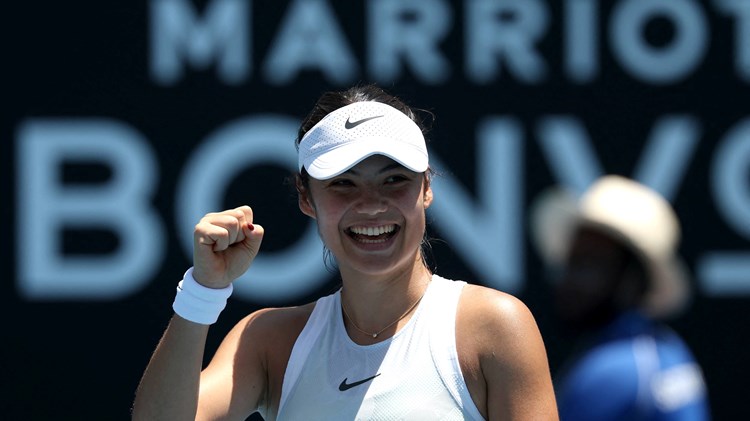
132, 315, 210, 420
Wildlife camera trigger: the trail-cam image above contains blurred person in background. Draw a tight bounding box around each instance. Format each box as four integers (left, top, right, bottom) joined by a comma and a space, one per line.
530, 175, 710, 420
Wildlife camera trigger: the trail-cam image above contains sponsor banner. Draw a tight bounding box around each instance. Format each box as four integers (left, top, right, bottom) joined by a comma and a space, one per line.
4, 0, 748, 418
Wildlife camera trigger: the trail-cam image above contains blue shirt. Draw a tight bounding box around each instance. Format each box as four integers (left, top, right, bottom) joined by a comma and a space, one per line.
556, 312, 710, 420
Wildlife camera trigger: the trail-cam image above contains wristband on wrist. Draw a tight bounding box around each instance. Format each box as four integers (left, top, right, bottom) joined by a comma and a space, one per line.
172, 267, 233, 325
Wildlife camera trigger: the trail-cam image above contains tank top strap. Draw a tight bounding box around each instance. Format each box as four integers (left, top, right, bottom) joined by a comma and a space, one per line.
427, 275, 486, 421
277, 291, 338, 413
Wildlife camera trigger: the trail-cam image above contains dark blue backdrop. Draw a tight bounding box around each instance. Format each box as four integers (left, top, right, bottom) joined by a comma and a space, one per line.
4, 0, 749, 419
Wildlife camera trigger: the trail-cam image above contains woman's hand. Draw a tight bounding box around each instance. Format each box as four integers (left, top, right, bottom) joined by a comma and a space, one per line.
192, 205, 264, 288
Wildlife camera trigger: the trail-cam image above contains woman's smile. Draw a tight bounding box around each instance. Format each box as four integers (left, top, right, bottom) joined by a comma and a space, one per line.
346, 224, 400, 245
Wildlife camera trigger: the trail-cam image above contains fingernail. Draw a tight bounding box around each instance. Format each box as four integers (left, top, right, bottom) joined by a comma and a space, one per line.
247, 223, 255, 231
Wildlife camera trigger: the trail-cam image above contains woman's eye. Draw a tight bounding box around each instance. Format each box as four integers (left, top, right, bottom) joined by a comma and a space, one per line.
385, 175, 408, 184
330, 179, 353, 187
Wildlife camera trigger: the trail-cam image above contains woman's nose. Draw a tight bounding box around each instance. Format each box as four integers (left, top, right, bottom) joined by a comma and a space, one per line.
354, 191, 388, 215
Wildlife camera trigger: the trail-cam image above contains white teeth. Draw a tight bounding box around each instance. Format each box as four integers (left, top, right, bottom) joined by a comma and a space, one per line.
350, 224, 395, 236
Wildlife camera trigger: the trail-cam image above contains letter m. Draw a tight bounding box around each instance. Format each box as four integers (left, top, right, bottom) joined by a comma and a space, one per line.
150, 0, 249, 85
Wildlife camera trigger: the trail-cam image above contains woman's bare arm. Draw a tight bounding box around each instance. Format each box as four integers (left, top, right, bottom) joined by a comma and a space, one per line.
459, 286, 559, 420
132, 315, 211, 420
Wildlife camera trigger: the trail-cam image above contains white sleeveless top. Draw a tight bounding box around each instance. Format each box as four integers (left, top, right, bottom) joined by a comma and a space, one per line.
270, 275, 485, 421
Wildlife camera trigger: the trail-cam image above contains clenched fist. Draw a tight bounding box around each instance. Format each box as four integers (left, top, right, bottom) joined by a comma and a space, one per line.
192, 205, 264, 289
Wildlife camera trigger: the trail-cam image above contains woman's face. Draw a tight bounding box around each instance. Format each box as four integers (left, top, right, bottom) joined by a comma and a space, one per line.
299, 155, 433, 277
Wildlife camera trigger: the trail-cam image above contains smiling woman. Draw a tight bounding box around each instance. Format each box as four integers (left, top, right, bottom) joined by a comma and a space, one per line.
132, 84, 558, 421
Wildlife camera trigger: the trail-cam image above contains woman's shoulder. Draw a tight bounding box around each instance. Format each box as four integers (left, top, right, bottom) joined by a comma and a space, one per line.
236, 301, 318, 341
454, 282, 556, 418
456, 283, 544, 360
458, 283, 535, 326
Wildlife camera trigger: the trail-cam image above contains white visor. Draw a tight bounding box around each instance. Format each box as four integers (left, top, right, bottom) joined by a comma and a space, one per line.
298, 101, 429, 180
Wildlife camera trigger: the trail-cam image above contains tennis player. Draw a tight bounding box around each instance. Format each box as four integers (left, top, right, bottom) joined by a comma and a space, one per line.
133, 85, 558, 420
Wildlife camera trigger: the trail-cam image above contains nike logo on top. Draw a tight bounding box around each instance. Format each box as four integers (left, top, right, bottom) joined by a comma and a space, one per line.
338, 373, 381, 391
344, 115, 384, 129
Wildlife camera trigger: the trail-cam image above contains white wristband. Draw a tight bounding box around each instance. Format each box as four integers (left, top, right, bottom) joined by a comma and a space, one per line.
172, 267, 233, 325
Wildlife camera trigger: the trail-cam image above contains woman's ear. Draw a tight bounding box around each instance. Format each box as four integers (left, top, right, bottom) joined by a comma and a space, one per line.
423, 173, 434, 209
296, 176, 316, 219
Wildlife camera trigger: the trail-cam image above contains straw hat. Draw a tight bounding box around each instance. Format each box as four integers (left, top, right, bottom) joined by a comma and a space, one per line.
529, 175, 690, 319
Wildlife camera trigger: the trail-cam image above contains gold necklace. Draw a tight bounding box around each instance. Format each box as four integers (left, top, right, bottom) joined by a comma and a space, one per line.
341, 290, 426, 338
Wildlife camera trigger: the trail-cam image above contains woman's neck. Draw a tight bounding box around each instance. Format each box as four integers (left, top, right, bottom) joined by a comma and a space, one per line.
338, 260, 432, 341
